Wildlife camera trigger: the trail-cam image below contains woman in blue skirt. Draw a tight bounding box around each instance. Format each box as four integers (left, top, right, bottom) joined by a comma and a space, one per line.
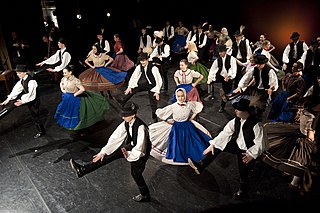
55, 65, 110, 131
149, 87, 212, 165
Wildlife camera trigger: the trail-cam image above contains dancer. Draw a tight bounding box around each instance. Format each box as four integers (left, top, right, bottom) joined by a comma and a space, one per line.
188, 98, 268, 198
150, 88, 211, 165
54, 65, 109, 132
0, 64, 45, 138
79, 44, 127, 94
70, 101, 151, 202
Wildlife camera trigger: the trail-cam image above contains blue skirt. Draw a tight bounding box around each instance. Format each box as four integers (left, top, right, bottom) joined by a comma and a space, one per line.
268, 91, 295, 122
166, 121, 211, 163
172, 35, 187, 53
54, 93, 80, 129
96, 66, 127, 84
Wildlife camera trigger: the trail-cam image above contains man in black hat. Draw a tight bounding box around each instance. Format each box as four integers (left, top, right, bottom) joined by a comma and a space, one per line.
137, 26, 152, 55
149, 36, 171, 94
298, 39, 320, 89
34, 37, 71, 82
69, 101, 152, 202
282, 32, 308, 73
232, 54, 279, 119
188, 98, 267, 199
231, 30, 253, 88
120, 52, 163, 124
207, 44, 237, 113
0, 64, 46, 138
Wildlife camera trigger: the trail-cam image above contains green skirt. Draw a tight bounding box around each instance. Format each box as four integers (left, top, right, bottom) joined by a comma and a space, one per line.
189, 62, 209, 85
72, 90, 110, 130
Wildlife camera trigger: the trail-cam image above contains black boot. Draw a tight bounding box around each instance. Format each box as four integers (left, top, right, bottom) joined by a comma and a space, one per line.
34, 124, 46, 139
70, 158, 106, 178
233, 182, 249, 199
188, 152, 215, 175
132, 186, 150, 202
70, 159, 86, 178
218, 100, 226, 113
0, 107, 9, 119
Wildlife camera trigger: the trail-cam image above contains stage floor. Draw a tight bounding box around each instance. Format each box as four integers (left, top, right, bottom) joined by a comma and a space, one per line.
1, 63, 319, 212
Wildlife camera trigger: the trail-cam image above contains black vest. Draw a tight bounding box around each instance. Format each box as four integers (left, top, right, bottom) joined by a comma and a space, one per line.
49, 49, 69, 70
217, 55, 231, 75
232, 39, 247, 61
141, 34, 147, 47
124, 118, 151, 155
253, 66, 271, 89
18, 75, 40, 104
231, 116, 259, 149
304, 48, 320, 70
139, 63, 157, 87
289, 41, 304, 60
195, 32, 205, 48
164, 26, 173, 40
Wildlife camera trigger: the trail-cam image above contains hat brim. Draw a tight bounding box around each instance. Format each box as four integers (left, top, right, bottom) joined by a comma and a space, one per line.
14, 69, 28, 72
138, 57, 149, 61
119, 109, 138, 117
254, 59, 269, 64
152, 57, 162, 64
232, 103, 250, 111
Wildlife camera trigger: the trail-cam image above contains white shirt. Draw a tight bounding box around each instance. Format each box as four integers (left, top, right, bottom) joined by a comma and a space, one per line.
191, 32, 208, 48
6, 75, 37, 104
238, 67, 279, 91
99, 118, 148, 162
42, 47, 71, 72
208, 55, 237, 82
127, 62, 163, 94
139, 34, 152, 50
210, 117, 268, 159
149, 43, 171, 60
282, 41, 309, 64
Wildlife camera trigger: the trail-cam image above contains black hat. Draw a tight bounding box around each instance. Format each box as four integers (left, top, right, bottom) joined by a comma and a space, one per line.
234, 31, 243, 37
290, 32, 300, 39
120, 102, 139, 117
58, 37, 67, 45
254, 54, 268, 64
311, 39, 318, 47
15, 64, 28, 72
232, 98, 251, 111
151, 57, 162, 65
218, 44, 228, 52
137, 52, 149, 61
155, 37, 163, 44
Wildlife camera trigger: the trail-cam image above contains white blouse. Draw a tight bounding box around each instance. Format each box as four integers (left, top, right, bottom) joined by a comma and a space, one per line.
156, 101, 203, 122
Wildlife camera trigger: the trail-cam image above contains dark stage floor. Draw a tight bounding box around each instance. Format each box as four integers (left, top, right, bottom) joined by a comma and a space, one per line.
0, 62, 319, 212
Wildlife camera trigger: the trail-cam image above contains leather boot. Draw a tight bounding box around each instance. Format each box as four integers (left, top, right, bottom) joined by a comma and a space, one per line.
132, 186, 150, 202
34, 124, 46, 139
70, 159, 86, 178
188, 152, 215, 175
233, 182, 249, 199
70, 158, 106, 178
0, 107, 8, 119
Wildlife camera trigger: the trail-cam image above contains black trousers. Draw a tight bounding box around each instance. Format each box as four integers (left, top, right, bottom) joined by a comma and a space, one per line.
215, 75, 234, 109
0, 99, 41, 125
121, 83, 158, 119
158, 60, 170, 91
83, 147, 150, 196
200, 139, 256, 185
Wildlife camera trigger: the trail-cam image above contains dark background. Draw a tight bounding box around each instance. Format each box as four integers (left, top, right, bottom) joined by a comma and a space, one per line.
1, 0, 320, 71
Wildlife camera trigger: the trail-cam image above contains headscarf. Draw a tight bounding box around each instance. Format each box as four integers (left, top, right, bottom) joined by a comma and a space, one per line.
175, 88, 187, 105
